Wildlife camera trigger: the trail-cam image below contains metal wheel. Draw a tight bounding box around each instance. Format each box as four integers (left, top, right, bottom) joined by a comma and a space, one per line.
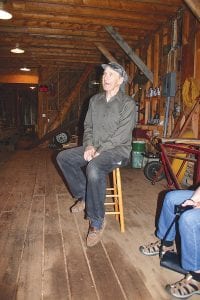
143, 161, 165, 182
55, 132, 70, 144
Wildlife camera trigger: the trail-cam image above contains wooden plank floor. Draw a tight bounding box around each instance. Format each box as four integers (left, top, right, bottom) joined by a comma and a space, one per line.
0, 147, 199, 300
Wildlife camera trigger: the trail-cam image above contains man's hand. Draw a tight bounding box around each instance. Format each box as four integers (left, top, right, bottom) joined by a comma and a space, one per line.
182, 186, 200, 208
84, 146, 96, 161
93, 151, 100, 158
182, 199, 200, 208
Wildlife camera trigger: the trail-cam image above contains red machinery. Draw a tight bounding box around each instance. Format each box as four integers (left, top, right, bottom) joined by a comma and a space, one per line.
145, 139, 200, 189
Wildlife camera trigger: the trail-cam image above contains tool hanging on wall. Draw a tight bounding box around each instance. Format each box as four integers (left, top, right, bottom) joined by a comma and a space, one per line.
167, 19, 178, 72
163, 18, 178, 137
162, 72, 176, 137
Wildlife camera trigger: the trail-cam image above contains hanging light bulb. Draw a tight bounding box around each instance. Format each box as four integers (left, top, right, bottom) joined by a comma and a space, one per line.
20, 66, 31, 71
0, 1, 12, 20
11, 43, 25, 54
90, 80, 100, 85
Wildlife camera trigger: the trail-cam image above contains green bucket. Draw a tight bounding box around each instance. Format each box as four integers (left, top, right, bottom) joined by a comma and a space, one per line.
131, 151, 144, 168
132, 141, 146, 152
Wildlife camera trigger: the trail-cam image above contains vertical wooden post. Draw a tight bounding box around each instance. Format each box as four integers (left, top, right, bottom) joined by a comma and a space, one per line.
182, 10, 190, 45
37, 69, 45, 139
153, 33, 160, 87
129, 61, 135, 95
194, 24, 200, 81
146, 42, 152, 92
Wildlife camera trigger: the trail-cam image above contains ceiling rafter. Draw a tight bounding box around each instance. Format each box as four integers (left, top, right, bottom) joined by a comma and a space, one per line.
0, 0, 184, 75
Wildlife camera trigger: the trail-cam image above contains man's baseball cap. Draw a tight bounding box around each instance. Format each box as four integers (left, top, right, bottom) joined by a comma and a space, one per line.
101, 62, 128, 83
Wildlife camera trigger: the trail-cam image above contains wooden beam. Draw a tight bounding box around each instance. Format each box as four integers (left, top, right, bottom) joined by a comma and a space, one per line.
195, 28, 200, 82
105, 26, 154, 83
182, 11, 190, 45
162, 138, 200, 144
95, 43, 117, 63
146, 43, 152, 91
0, 74, 38, 84
47, 64, 94, 132
153, 33, 159, 86
184, 0, 200, 22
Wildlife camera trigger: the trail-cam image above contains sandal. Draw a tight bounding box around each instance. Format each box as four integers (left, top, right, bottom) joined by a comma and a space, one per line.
70, 200, 85, 213
139, 240, 174, 256
166, 273, 200, 298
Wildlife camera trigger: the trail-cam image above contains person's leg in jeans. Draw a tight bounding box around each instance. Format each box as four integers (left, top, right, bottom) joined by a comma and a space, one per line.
157, 189, 194, 241
85, 149, 128, 229
85, 149, 128, 247
166, 200, 200, 298
56, 146, 87, 200
179, 208, 200, 271
139, 189, 194, 256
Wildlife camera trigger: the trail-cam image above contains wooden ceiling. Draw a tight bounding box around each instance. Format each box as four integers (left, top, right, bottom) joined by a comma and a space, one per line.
0, 0, 186, 75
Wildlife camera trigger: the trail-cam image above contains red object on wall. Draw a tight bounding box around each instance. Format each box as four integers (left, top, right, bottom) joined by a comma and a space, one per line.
39, 85, 49, 92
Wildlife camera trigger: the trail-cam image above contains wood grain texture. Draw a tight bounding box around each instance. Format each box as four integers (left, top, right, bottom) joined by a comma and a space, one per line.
0, 0, 183, 71
0, 148, 199, 300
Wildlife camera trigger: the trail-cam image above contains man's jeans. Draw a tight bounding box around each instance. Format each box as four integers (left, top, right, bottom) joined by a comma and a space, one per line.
157, 189, 200, 271
56, 146, 129, 229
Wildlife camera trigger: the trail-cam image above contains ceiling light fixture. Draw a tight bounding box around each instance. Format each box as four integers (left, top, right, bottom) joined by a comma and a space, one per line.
0, 1, 12, 20
20, 66, 31, 72
11, 43, 25, 54
90, 80, 100, 85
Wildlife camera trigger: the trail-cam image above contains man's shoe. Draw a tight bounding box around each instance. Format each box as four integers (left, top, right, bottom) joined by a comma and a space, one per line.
139, 240, 174, 256
70, 200, 85, 213
166, 273, 200, 298
86, 220, 106, 247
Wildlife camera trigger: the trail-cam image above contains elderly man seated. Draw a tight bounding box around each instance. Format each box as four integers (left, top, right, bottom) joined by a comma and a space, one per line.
57, 62, 136, 247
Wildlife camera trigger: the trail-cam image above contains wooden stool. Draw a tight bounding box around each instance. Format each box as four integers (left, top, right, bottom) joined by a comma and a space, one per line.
105, 167, 125, 232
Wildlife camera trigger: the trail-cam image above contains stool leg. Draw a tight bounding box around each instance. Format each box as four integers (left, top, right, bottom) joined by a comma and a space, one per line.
116, 168, 125, 233
113, 169, 120, 220
105, 168, 125, 232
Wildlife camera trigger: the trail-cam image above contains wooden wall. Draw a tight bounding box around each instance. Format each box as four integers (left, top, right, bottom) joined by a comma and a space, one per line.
130, 7, 200, 138
36, 6, 200, 140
